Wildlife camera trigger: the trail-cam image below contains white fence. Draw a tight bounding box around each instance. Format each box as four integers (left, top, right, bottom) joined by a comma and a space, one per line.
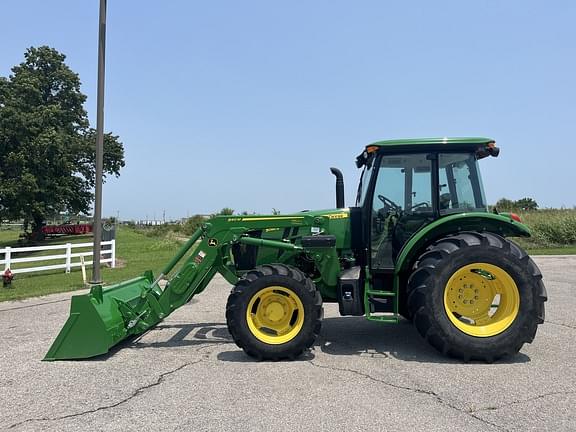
0, 240, 116, 274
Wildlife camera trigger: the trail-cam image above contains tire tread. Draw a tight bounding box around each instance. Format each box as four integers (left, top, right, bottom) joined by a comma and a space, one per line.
226, 264, 322, 361
406, 231, 547, 362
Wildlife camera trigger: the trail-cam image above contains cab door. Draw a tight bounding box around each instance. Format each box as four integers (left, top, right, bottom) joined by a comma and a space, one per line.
368, 153, 434, 269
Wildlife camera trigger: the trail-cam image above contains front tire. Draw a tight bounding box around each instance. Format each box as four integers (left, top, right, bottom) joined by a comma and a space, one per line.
226, 264, 322, 360
406, 232, 547, 362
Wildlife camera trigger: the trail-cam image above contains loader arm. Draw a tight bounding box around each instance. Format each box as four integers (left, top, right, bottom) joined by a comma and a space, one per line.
44, 212, 343, 360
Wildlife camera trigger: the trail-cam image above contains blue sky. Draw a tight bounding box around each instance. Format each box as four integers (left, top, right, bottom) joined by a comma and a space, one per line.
1, 1, 575, 220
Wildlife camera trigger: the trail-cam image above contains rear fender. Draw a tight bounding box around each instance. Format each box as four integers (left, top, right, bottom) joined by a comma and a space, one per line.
394, 212, 530, 275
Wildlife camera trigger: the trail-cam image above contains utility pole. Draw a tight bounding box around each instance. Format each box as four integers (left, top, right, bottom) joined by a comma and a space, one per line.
91, 0, 107, 284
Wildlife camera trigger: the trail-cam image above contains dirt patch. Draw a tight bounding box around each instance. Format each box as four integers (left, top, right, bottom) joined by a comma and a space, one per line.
113, 258, 127, 268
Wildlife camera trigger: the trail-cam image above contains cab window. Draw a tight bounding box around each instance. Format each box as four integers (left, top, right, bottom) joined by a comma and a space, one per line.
438, 153, 487, 214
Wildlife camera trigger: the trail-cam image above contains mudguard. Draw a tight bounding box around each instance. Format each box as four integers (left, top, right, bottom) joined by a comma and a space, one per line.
395, 212, 530, 274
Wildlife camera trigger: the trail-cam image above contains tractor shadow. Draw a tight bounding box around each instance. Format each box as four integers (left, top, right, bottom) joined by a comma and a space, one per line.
95, 317, 530, 364
85, 322, 234, 362
314, 317, 531, 364
217, 316, 530, 364
128, 322, 233, 349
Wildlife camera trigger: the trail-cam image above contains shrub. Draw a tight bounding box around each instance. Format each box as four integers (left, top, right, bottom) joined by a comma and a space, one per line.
182, 215, 206, 236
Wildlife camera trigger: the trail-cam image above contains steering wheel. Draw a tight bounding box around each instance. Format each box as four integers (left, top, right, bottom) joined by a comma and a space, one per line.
377, 195, 402, 212
408, 202, 430, 212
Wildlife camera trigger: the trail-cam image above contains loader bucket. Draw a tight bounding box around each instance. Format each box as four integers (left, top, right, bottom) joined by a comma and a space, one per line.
44, 273, 163, 361
44, 228, 205, 361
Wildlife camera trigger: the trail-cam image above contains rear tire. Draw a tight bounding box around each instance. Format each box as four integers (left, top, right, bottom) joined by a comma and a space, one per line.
406, 232, 547, 362
226, 264, 322, 360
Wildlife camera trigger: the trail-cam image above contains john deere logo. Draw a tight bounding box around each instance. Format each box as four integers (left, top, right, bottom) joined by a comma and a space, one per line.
208, 238, 218, 247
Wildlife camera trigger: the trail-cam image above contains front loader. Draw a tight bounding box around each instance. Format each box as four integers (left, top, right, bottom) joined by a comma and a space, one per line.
45, 137, 547, 362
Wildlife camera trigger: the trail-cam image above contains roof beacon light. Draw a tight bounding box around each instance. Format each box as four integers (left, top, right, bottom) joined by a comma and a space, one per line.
366, 145, 379, 154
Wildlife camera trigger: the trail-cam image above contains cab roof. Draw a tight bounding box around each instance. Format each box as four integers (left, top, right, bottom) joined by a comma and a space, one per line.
366, 137, 495, 148
356, 137, 499, 168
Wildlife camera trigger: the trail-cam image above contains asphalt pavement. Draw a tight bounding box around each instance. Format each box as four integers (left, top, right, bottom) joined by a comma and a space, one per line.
0, 256, 574, 431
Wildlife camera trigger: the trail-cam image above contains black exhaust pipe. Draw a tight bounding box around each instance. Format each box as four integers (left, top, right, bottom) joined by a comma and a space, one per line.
330, 167, 345, 209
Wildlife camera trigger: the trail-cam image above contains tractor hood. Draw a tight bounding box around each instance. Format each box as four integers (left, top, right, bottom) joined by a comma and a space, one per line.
219, 208, 352, 250
223, 207, 350, 222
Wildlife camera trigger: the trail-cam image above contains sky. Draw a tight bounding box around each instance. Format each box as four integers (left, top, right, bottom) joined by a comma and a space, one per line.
1, 1, 575, 220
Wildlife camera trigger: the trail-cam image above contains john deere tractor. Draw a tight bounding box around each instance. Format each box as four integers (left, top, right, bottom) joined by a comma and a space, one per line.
45, 137, 547, 362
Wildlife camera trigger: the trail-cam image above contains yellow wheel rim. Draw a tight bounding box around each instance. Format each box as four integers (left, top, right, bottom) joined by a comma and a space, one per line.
246, 286, 305, 344
444, 263, 520, 337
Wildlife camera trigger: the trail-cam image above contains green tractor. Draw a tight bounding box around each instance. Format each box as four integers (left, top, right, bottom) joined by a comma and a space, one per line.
45, 137, 547, 362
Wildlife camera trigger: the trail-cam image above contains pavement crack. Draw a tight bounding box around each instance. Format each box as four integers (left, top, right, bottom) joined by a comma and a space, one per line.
308, 359, 434, 396
473, 390, 576, 412
546, 320, 576, 330
0, 298, 70, 313
307, 360, 507, 431
8, 360, 202, 429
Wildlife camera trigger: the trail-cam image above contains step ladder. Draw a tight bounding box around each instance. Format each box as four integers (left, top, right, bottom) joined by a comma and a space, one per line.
364, 275, 399, 323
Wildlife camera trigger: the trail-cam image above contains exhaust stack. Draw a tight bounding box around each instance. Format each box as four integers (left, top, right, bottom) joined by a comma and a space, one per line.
330, 167, 345, 209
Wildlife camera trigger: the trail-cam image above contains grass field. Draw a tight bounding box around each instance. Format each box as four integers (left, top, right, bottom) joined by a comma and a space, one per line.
513, 209, 576, 253
0, 227, 183, 302
1, 209, 575, 301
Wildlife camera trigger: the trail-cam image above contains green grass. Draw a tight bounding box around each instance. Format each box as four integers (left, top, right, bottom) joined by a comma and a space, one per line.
0, 228, 22, 246
511, 209, 576, 253
0, 227, 182, 302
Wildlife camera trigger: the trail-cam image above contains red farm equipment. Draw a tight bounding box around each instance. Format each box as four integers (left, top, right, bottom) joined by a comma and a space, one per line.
41, 223, 93, 237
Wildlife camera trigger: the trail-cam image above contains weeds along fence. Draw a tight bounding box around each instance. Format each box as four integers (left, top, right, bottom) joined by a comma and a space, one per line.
0, 240, 116, 274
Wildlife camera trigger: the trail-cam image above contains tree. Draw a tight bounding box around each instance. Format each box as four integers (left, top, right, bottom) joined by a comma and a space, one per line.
0, 46, 125, 232
218, 208, 234, 215
516, 197, 538, 211
494, 197, 539, 212
495, 198, 516, 211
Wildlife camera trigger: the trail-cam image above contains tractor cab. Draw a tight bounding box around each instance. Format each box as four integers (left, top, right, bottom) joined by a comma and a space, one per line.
354, 137, 497, 270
